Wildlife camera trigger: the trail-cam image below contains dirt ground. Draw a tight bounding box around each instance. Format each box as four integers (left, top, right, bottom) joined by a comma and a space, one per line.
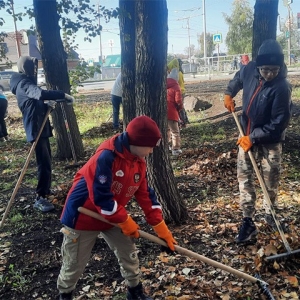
1, 76, 300, 300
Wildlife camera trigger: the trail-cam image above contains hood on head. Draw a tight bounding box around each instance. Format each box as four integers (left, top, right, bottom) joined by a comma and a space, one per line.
17, 56, 38, 83
167, 59, 179, 71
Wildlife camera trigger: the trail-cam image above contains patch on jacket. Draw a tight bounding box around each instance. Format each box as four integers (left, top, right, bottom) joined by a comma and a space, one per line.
116, 170, 124, 177
98, 175, 107, 184
134, 173, 141, 183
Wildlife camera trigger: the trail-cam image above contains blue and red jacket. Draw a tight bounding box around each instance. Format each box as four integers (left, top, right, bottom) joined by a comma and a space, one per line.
60, 132, 163, 230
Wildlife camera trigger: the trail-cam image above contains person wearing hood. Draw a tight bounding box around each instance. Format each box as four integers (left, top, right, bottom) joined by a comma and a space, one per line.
57, 115, 177, 300
167, 69, 183, 155
167, 58, 190, 127
0, 91, 8, 142
10, 56, 74, 213
224, 39, 292, 244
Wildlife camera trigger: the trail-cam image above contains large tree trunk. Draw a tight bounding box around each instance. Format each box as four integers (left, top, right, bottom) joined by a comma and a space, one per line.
252, 0, 279, 60
120, 0, 188, 223
33, 0, 84, 160
119, 0, 136, 126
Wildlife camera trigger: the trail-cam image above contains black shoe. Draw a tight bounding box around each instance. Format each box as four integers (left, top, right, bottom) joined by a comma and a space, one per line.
127, 283, 152, 300
59, 292, 73, 300
236, 217, 257, 244
264, 214, 289, 233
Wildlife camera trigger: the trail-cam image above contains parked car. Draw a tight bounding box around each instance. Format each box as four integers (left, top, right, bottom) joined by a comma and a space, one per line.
0, 71, 14, 92
37, 68, 46, 86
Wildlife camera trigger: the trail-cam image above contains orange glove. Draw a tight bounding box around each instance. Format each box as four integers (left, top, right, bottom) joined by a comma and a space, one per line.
224, 95, 235, 112
118, 216, 140, 238
153, 221, 177, 251
237, 136, 253, 152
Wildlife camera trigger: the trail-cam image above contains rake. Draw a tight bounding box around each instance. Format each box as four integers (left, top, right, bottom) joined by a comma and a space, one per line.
232, 111, 300, 262
78, 207, 275, 299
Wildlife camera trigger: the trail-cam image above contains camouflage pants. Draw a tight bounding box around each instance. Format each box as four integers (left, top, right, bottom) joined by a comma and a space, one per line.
237, 143, 282, 218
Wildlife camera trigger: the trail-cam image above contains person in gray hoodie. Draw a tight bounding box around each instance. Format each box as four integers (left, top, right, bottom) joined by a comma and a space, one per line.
10, 56, 73, 212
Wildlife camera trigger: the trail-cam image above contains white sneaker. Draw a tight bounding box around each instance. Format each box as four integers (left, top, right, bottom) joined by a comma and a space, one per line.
172, 149, 182, 155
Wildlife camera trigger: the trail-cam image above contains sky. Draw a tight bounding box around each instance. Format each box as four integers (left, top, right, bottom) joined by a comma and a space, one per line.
1, 0, 300, 61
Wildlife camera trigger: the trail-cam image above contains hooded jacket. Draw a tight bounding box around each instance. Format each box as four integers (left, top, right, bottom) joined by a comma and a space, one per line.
60, 132, 163, 231
10, 56, 65, 142
167, 71, 183, 121
225, 61, 292, 144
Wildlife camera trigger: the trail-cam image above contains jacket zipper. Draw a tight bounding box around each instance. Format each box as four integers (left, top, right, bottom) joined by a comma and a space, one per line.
245, 79, 263, 135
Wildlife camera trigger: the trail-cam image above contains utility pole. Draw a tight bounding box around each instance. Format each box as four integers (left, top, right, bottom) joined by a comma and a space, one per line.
98, 2, 103, 79
11, 0, 22, 58
176, 14, 200, 73
202, 0, 207, 66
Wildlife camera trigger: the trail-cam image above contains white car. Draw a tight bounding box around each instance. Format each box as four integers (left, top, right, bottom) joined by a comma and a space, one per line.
37, 68, 46, 86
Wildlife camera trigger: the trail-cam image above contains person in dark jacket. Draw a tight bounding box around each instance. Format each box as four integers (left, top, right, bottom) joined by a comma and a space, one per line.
10, 56, 74, 212
224, 39, 292, 244
57, 116, 177, 300
0, 91, 8, 142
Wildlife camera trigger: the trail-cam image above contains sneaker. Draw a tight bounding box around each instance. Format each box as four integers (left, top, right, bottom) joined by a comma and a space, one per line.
172, 149, 182, 156
33, 196, 55, 212
127, 283, 152, 300
264, 214, 289, 233
59, 292, 73, 300
236, 217, 257, 244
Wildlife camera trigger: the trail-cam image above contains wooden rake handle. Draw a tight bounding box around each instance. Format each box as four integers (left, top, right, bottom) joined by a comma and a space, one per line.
78, 207, 266, 285
232, 112, 292, 253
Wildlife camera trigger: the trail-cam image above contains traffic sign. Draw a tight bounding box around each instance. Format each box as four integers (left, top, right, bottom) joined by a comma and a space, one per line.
213, 34, 222, 44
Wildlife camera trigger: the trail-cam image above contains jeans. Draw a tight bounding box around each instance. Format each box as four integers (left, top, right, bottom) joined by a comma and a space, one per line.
111, 94, 122, 129
35, 137, 52, 197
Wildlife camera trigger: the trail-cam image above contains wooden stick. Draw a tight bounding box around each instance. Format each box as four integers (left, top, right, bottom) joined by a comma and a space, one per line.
78, 207, 267, 285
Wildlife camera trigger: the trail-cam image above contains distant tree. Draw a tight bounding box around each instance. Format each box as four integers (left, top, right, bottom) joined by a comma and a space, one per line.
184, 44, 196, 58
223, 0, 253, 54
119, 0, 188, 223
252, 0, 278, 60
198, 32, 215, 57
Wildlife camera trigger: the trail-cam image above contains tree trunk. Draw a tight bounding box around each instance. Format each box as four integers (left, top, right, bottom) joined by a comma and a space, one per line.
252, 0, 279, 60
33, 0, 84, 160
121, 0, 188, 223
119, 0, 137, 126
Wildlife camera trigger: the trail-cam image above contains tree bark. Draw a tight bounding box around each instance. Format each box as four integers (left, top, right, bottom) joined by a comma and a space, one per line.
120, 0, 188, 223
33, 0, 84, 160
252, 0, 279, 60
119, 0, 136, 126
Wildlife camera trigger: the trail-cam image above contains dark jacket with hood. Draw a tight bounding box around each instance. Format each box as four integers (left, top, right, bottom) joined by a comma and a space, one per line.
60, 132, 163, 231
10, 56, 65, 142
225, 61, 292, 144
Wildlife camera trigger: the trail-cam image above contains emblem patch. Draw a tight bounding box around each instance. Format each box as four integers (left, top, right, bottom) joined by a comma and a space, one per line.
116, 170, 124, 177
134, 173, 140, 183
98, 175, 107, 184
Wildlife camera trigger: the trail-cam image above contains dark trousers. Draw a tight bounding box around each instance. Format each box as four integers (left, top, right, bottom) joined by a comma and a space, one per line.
111, 94, 122, 129
34, 137, 52, 197
0, 99, 8, 138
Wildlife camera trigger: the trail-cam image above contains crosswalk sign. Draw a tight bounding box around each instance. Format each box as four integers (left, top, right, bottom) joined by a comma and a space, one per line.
213, 34, 222, 44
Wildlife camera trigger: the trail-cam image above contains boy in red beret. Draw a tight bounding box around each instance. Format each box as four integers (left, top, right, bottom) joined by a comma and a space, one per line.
57, 116, 177, 300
